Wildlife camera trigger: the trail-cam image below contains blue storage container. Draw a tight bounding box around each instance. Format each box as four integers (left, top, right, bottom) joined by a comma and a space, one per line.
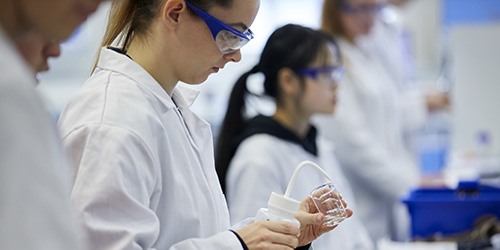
402, 182, 500, 239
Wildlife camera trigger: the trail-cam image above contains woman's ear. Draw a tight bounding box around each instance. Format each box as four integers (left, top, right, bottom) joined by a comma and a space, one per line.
277, 68, 301, 96
161, 0, 186, 31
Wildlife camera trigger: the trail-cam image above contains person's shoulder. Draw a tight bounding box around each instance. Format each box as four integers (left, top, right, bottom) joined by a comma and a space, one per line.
240, 133, 283, 147
230, 134, 283, 172
58, 72, 163, 139
77, 68, 156, 111
316, 135, 335, 149
237, 134, 298, 157
83, 67, 145, 94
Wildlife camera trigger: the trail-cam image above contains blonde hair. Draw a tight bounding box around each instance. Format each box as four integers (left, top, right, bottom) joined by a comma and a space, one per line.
320, 0, 345, 37
91, 0, 163, 72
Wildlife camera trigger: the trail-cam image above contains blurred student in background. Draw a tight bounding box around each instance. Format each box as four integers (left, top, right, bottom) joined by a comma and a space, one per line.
216, 24, 372, 250
0, 0, 106, 249
360, 0, 449, 156
314, 0, 420, 243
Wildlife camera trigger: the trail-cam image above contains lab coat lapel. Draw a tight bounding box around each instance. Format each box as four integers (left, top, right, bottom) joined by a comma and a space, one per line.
171, 85, 211, 162
172, 86, 215, 172
171, 85, 229, 229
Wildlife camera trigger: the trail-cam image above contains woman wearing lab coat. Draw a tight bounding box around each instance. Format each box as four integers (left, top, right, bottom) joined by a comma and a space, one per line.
0, 0, 104, 249
360, 2, 449, 156
313, 0, 421, 243
57, 1, 341, 249
215, 24, 374, 250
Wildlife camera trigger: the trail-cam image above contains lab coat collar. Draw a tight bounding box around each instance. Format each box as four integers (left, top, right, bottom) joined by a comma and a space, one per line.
172, 84, 200, 108
96, 47, 200, 109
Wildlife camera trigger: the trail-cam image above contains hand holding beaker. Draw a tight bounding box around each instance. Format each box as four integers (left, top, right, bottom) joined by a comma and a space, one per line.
309, 183, 348, 227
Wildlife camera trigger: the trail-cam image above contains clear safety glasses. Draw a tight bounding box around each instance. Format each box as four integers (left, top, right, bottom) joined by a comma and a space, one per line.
185, 1, 254, 54
297, 66, 345, 86
341, 2, 385, 15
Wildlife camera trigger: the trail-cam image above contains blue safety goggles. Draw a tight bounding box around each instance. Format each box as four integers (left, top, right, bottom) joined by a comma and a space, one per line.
297, 66, 345, 84
185, 1, 254, 54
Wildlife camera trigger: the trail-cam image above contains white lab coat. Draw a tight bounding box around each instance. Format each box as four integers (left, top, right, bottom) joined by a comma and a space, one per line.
226, 132, 374, 250
360, 6, 428, 137
57, 48, 243, 250
0, 27, 84, 250
313, 37, 420, 242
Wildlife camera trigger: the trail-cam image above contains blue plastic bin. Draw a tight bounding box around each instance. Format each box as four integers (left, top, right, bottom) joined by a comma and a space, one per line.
402, 182, 500, 238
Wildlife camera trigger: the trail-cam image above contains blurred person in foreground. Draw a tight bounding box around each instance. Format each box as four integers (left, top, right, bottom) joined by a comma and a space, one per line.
0, 0, 107, 249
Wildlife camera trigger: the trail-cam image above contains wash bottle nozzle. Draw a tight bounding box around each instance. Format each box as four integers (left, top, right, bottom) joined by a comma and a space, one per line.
284, 161, 332, 198
254, 161, 332, 227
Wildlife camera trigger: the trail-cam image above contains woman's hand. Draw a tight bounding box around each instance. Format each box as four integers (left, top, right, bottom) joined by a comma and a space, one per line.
236, 221, 300, 250
295, 196, 353, 247
425, 92, 450, 111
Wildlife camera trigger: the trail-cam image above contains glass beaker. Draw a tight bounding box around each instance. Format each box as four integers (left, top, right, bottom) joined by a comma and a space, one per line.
309, 183, 348, 227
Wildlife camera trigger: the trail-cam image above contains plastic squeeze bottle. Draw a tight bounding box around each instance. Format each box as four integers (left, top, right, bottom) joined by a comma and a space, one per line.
254, 161, 332, 227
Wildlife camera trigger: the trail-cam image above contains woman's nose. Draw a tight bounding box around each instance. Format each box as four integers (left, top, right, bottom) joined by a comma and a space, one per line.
43, 42, 61, 58
223, 49, 242, 63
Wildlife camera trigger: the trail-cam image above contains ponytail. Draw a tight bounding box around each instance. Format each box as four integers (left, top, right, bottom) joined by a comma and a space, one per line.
91, 0, 162, 73
215, 65, 260, 193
